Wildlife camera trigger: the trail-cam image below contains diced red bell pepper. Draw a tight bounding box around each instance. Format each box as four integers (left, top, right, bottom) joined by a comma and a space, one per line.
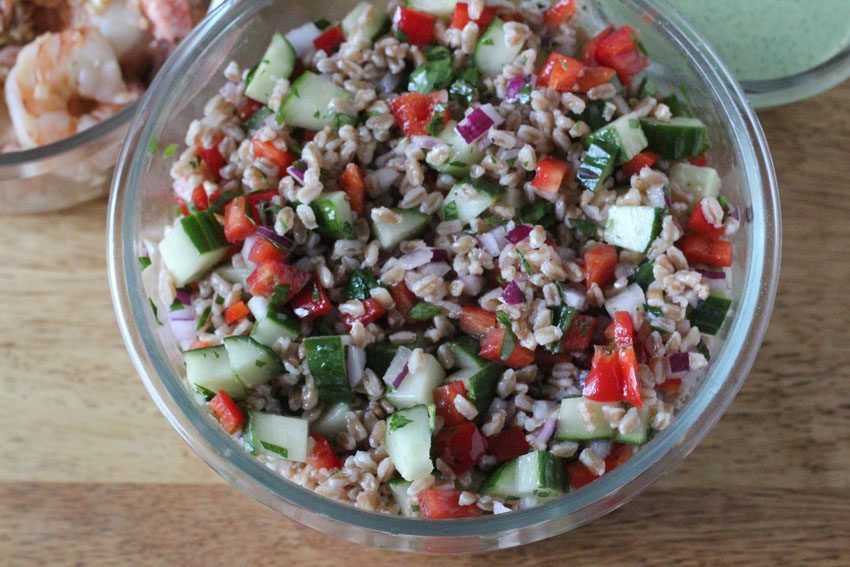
567, 443, 635, 488
248, 236, 288, 264
486, 426, 530, 463
340, 298, 386, 329
252, 139, 297, 173
223, 196, 259, 243
450, 2, 497, 30
418, 489, 482, 519
434, 421, 487, 475
537, 52, 584, 92
460, 304, 498, 338
582, 336, 642, 407
290, 279, 333, 319
191, 184, 209, 211
560, 315, 597, 352
543, 0, 576, 27
592, 26, 649, 85
390, 91, 449, 137
622, 151, 660, 177
176, 197, 190, 217
657, 378, 682, 392
313, 26, 344, 53
434, 381, 469, 426
392, 6, 435, 46
246, 260, 311, 299
678, 233, 733, 267
688, 153, 708, 166
584, 244, 618, 288
530, 156, 570, 194
479, 327, 535, 369
224, 300, 250, 324
206, 390, 245, 434
238, 98, 264, 121
575, 66, 616, 92
198, 141, 226, 180
306, 434, 342, 470
338, 163, 366, 217
389, 281, 420, 317
687, 198, 725, 239
581, 25, 615, 65
433, 381, 469, 426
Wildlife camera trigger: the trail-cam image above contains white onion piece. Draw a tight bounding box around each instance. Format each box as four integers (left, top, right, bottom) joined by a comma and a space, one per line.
459, 274, 484, 295
247, 296, 270, 321
170, 318, 197, 342
561, 286, 588, 311
240, 235, 259, 263
399, 247, 433, 269
418, 261, 451, 277
604, 283, 646, 322
411, 135, 440, 149
169, 305, 194, 322
285, 22, 322, 56
370, 167, 401, 191
346, 346, 367, 389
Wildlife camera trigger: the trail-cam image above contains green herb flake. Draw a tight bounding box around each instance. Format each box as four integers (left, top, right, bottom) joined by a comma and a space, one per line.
169, 298, 185, 312
314, 17, 331, 30
697, 340, 711, 361
520, 201, 556, 229
312, 282, 320, 301
346, 269, 380, 301
517, 84, 532, 105
443, 200, 459, 221
255, 359, 267, 368
426, 102, 448, 136
393, 28, 408, 42
482, 38, 495, 46
138, 256, 152, 270
568, 217, 598, 238
717, 195, 730, 211
271, 284, 291, 307
149, 299, 163, 326
388, 413, 413, 432
449, 160, 467, 168
407, 302, 443, 321
332, 112, 359, 130
197, 305, 212, 331
163, 143, 178, 158
194, 384, 216, 401
644, 303, 664, 317
411, 504, 420, 512
313, 110, 321, 118
496, 310, 512, 328
260, 441, 289, 458
517, 249, 534, 275
214, 295, 224, 305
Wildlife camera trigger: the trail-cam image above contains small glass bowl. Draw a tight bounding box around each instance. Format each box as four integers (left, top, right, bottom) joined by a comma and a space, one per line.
108, 0, 782, 553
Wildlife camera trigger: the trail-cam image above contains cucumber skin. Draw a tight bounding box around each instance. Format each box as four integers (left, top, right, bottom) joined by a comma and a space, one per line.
640, 117, 708, 160
688, 293, 732, 335
304, 336, 353, 403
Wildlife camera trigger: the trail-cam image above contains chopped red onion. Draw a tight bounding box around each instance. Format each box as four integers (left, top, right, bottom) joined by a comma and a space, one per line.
505, 75, 533, 102
456, 104, 504, 144
536, 418, 557, 444
668, 352, 690, 376
382, 346, 411, 388
459, 274, 484, 295
346, 346, 366, 389
399, 247, 434, 269
285, 22, 322, 56
287, 162, 306, 184
175, 289, 192, 306
392, 363, 409, 389
501, 280, 524, 305
411, 135, 440, 149
696, 269, 726, 280
505, 224, 533, 244
380, 72, 401, 94
430, 248, 449, 263
256, 226, 295, 250
418, 261, 451, 278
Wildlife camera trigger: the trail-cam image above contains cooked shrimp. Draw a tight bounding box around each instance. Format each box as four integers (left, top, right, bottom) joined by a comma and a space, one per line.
72, 0, 151, 61
138, 0, 195, 44
4, 26, 139, 147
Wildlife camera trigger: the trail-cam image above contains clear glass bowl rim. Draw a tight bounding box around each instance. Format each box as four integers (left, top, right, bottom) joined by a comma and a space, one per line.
108, 0, 781, 551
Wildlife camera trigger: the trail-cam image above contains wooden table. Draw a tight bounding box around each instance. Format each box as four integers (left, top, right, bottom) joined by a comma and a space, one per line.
2, 81, 849, 566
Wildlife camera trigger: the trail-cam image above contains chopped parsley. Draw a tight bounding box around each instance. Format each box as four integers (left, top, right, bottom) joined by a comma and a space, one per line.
482, 38, 494, 46
517, 249, 534, 275
149, 298, 163, 326
388, 413, 413, 432
346, 269, 380, 300
260, 441, 288, 458
443, 200, 458, 221
407, 302, 444, 321
194, 384, 216, 401
332, 112, 359, 130
255, 359, 267, 368
214, 295, 224, 305
169, 298, 184, 312
568, 217, 598, 238
426, 102, 448, 136
197, 305, 212, 331
314, 17, 331, 30
517, 84, 532, 105
271, 284, 291, 307
520, 201, 556, 229
311, 281, 320, 301
138, 256, 152, 270
393, 28, 408, 42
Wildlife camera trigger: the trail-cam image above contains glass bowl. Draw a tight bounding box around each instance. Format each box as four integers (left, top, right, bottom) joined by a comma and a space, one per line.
0, 103, 136, 215
108, 0, 781, 553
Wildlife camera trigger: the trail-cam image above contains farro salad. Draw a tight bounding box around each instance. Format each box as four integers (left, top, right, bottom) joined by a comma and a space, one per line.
146, 0, 740, 518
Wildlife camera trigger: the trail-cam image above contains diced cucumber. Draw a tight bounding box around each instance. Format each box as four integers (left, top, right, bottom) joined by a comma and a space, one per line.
245, 32, 296, 104
445, 336, 487, 370
603, 205, 665, 253
311, 191, 356, 240
479, 451, 566, 500
447, 363, 503, 416
474, 19, 523, 78
185, 345, 246, 400
442, 177, 502, 224
250, 305, 300, 348
688, 292, 732, 335
405, 0, 456, 17
575, 100, 612, 131
586, 113, 648, 164
341, 2, 390, 43
669, 163, 721, 200
432, 121, 486, 177
388, 478, 419, 516
304, 336, 353, 403
247, 411, 309, 462
311, 402, 352, 440
604, 283, 646, 323
640, 117, 708, 160
276, 71, 352, 130
222, 336, 283, 389
614, 406, 650, 445
577, 140, 618, 192
242, 105, 273, 132
385, 405, 434, 481
365, 341, 399, 376
629, 260, 655, 291
158, 211, 229, 287
555, 397, 614, 441
384, 352, 446, 409
371, 207, 430, 249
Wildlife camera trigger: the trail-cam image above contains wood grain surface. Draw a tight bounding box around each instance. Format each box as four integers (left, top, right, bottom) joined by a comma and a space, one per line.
2, 81, 849, 566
